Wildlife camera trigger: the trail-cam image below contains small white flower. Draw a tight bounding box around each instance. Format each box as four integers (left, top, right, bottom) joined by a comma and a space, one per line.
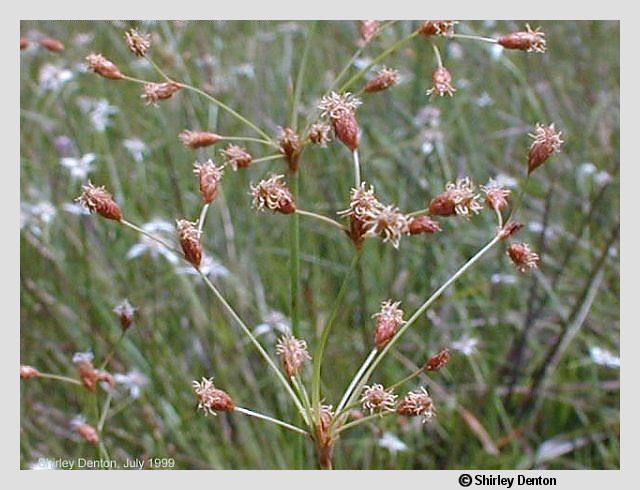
253, 310, 291, 338
176, 255, 229, 278
490, 43, 504, 60
475, 92, 493, 107
490, 273, 518, 285
589, 346, 619, 369
77, 97, 118, 132
113, 370, 148, 399
61, 202, 91, 216
72, 351, 94, 364
451, 336, 479, 356
494, 173, 519, 189
378, 432, 408, 455
126, 219, 179, 265
60, 153, 96, 181
21, 201, 57, 236
123, 138, 149, 163
38, 63, 73, 92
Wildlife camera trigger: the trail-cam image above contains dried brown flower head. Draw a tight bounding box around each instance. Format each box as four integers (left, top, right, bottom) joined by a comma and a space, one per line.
221, 144, 253, 170
142, 81, 183, 105
372, 300, 405, 348
338, 183, 384, 247
360, 384, 397, 413
308, 122, 332, 147
279, 127, 302, 172
179, 130, 222, 149
318, 92, 362, 151
507, 242, 540, 273
424, 348, 450, 371
397, 387, 435, 423
20, 365, 40, 379
73, 352, 114, 393
365, 205, 410, 248
20, 37, 29, 50
481, 179, 511, 212
192, 377, 235, 415
75, 182, 123, 221
125, 29, 151, 56
71, 418, 100, 444
364, 67, 399, 93
113, 299, 136, 331
275, 335, 311, 378
359, 20, 381, 45
408, 215, 442, 235
250, 174, 296, 214
498, 24, 546, 54
39, 37, 65, 52
428, 177, 483, 217
528, 123, 563, 174
85, 53, 125, 80
176, 219, 202, 268
498, 221, 525, 240
419, 21, 457, 37
193, 160, 224, 204
427, 67, 456, 97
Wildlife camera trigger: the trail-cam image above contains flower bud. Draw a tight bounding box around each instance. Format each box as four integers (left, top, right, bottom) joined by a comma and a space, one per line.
179, 130, 222, 149
498, 221, 525, 240
176, 219, 202, 268
318, 92, 362, 151
71, 418, 100, 444
359, 20, 380, 45
86, 53, 125, 80
76, 182, 123, 221
20, 365, 40, 379
333, 111, 360, 151
408, 215, 442, 235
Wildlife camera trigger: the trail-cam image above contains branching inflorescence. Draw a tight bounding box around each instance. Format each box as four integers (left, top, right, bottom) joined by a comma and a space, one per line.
21, 21, 564, 470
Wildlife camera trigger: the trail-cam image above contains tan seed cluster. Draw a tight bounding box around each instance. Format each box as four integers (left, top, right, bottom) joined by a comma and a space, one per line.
428, 177, 483, 218
364, 67, 399, 93
221, 144, 253, 170
360, 384, 397, 414
250, 174, 296, 214
85, 53, 125, 80
125, 29, 151, 56
180, 130, 222, 149
507, 242, 540, 273
192, 377, 236, 415
142, 81, 183, 105
528, 123, 563, 174
193, 160, 224, 204
419, 20, 458, 37
372, 300, 405, 348
498, 24, 546, 54
176, 219, 202, 268
76, 182, 123, 221
397, 387, 435, 423
427, 67, 456, 97
275, 335, 311, 378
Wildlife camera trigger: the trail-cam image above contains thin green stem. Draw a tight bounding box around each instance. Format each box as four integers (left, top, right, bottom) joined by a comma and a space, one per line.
296, 209, 347, 231
235, 407, 309, 436
335, 411, 392, 435
335, 348, 378, 416
99, 331, 126, 371
120, 219, 181, 256
221, 136, 274, 146
97, 392, 113, 432
197, 203, 210, 235
292, 21, 316, 129
144, 55, 173, 82
505, 174, 531, 224
37, 372, 82, 386
122, 75, 155, 85
407, 208, 430, 218
451, 33, 498, 44
252, 154, 284, 164
389, 367, 423, 391
432, 42, 443, 68
290, 376, 313, 426
352, 150, 361, 187
290, 172, 301, 338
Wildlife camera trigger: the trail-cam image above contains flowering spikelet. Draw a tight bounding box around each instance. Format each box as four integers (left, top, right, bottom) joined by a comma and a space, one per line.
308, 122, 332, 147
192, 377, 235, 415
481, 179, 511, 212
408, 215, 442, 235
498, 24, 546, 54
125, 29, 151, 56
498, 221, 525, 240
364, 67, 399, 93
250, 174, 296, 214
397, 387, 435, 423
427, 67, 456, 97
365, 205, 410, 248
528, 123, 563, 174
179, 130, 222, 149
113, 299, 136, 331
279, 127, 302, 172
419, 21, 457, 37
275, 335, 311, 377
71, 418, 100, 444
75, 182, 123, 221
508, 242, 540, 273
372, 300, 405, 348
142, 81, 183, 105
176, 219, 202, 268
221, 144, 253, 170
85, 53, 125, 80
338, 183, 384, 248
424, 348, 450, 371
428, 177, 483, 217
73, 353, 114, 393
193, 160, 224, 204
359, 20, 381, 45
20, 365, 40, 379
39, 37, 65, 52
318, 92, 362, 151
360, 384, 397, 413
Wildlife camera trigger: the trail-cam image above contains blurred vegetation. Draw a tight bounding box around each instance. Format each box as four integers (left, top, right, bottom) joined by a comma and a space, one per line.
20, 20, 619, 469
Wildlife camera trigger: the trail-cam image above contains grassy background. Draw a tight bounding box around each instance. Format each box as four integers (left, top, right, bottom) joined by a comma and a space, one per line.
20, 20, 619, 469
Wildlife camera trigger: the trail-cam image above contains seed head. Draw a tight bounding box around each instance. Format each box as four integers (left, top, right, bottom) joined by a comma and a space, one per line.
408, 215, 442, 235
360, 384, 397, 414
193, 160, 224, 204
39, 37, 65, 52
498, 221, 525, 240
75, 182, 123, 221
338, 183, 384, 247
221, 144, 253, 170
426, 66, 456, 97
397, 387, 435, 423
113, 299, 136, 331
528, 123, 563, 174
419, 21, 457, 37
428, 177, 483, 217
85, 53, 125, 80
372, 300, 405, 348
73, 353, 114, 393
424, 348, 450, 371
179, 130, 222, 149
192, 377, 235, 415
365, 205, 410, 248
125, 29, 151, 56
359, 20, 381, 45
71, 418, 100, 444
142, 81, 183, 105
176, 219, 202, 268
498, 24, 546, 54
250, 174, 296, 214
279, 127, 302, 172
308, 122, 332, 147
507, 242, 540, 273
481, 179, 511, 212
318, 92, 362, 151
364, 67, 399, 93
275, 335, 311, 378
20, 365, 40, 379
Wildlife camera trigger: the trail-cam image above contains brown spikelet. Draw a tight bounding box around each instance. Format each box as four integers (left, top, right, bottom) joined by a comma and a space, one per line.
221, 144, 253, 170
113, 299, 136, 331
427, 67, 456, 97
193, 160, 224, 204
76, 182, 123, 221
359, 20, 380, 46
316, 405, 336, 470
74, 356, 114, 393
372, 300, 405, 349
498, 221, 525, 240
318, 92, 362, 151
72, 420, 100, 444
408, 215, 442, 235
507, 242, 540, 273
142, 81, 183, 105
39, 37, 64, 52
125, 29, 151, 56
527, 123, 564, 174
428, 178, 482, 218
275, 335, 311, 377
424, 348, 450, 371
20, 365, 40, 379
85, 53, 125, 80
308, 122, 332, 147
279, 127, 302, 172
333, 111, 360, 151
482, 180, 510, 211
250, 175, 296, 214
192, 377, 236, 415
20, 37, 29, 50
364, 67, 399, 93
179, 130, 222, 149
397, 388, 435, 423
419, 21, 457, 37
498, 24, 546, 53
176, 219, 202, 268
